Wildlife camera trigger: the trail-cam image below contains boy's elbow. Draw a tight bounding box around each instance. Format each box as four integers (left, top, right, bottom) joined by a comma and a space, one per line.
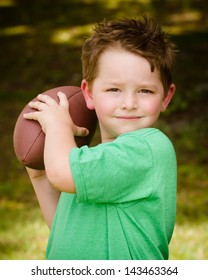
45, 166, 76, 194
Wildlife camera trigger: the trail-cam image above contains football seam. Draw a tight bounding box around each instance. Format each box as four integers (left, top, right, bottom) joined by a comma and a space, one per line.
23, 129, 43, 165
66, 88, 82, 101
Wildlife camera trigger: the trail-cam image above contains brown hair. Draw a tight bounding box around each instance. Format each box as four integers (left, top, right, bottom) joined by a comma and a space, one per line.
81, 16, 176, 92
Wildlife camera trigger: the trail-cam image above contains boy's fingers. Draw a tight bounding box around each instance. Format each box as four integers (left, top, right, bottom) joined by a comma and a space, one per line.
57, 91, 69, 110
57, 91, 87, 137
37, 94, 56, 105
28, 100, 46, 111
23, 111, 40, 120
75, 126, 89, 137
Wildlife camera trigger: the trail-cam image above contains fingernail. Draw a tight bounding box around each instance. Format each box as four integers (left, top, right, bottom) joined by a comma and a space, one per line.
84, 129, 89, 136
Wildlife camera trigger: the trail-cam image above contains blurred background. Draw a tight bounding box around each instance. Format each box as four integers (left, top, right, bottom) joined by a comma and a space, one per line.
0, 0, 207, 259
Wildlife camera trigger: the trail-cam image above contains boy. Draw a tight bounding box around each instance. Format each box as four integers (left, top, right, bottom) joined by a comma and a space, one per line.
24, 16, 177, 260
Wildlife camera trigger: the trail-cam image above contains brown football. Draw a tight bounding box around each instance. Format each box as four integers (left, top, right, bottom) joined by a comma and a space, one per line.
13, 86, 97, 170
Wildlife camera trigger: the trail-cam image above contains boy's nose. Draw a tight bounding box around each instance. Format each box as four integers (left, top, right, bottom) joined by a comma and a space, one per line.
121, 92, 138, 110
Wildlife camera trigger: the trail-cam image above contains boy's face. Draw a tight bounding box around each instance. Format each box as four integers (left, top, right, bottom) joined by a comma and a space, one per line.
82, 48, 175, 143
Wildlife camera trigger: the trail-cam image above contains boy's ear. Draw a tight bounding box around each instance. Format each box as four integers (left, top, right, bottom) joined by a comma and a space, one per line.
161, 83, 176, 112
81, 79, 95, 110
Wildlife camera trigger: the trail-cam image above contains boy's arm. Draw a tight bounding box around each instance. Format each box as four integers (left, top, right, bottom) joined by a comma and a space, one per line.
26, 167, 60, 228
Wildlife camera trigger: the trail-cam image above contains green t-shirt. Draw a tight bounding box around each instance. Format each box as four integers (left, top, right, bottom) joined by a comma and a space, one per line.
46, 128, 177, 260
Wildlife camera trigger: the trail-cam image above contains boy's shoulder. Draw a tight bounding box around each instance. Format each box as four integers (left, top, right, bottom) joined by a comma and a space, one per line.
115, 128, 175, 154
72, 128, 175, 164
117, 128, 169, 142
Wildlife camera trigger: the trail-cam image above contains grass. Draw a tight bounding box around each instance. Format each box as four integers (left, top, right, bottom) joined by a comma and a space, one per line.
169, 164, 208, 259
0, 175, 49, 260
0, 202, 48, 260
170, 222, 208, 259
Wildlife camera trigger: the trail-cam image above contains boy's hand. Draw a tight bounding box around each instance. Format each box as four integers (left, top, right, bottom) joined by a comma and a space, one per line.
23, 91, 89, 137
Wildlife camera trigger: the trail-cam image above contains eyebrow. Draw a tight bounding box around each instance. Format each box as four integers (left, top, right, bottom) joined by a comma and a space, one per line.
105, 81, 159, 90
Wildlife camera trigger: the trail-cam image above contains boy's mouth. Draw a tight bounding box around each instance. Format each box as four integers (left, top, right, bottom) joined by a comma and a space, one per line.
116, 116, 142, 120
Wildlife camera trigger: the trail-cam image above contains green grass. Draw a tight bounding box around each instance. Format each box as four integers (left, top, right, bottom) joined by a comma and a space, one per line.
170, 222, 208, 259
0, 176, 49, 260
169, 163, 208, 260
0, 202, 48, 260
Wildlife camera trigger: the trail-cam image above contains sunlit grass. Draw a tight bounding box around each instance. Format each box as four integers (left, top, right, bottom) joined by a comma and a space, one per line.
0, 201, 48, 260
169, 162, 208, 260
0, 26, 34, 37
0, 176, 49, 260
51, 24, 92, 45
170, 222, 208, 259
0, 0, 14, 7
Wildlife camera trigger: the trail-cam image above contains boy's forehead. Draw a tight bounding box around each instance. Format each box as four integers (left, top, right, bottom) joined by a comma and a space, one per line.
98, 47, 151, 71
94, 48, 163, 89
98, 48, 158, 75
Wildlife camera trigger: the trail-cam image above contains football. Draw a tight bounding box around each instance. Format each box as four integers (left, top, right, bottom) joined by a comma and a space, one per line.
13, 86, 97, 170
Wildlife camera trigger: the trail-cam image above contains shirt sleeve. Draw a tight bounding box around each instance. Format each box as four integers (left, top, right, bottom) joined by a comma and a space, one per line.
69, 131, 155, 204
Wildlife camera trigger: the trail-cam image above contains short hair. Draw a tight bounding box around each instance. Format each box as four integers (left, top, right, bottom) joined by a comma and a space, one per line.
81, 16, 177, 93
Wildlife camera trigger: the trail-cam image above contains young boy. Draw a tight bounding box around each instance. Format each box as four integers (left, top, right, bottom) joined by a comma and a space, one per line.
24, 16, 177, 260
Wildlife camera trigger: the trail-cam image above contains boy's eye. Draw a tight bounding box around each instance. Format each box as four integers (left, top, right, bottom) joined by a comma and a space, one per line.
140, 89, 153, 94
107, 88, 120, 92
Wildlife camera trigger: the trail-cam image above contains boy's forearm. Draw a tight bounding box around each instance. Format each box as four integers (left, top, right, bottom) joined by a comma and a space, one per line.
26, 168, 60, 228
44, 123, 76, 194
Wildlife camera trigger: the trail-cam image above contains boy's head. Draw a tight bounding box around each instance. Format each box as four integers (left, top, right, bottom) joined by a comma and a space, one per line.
82, 16, 176, 93
81, 17, 177, 142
